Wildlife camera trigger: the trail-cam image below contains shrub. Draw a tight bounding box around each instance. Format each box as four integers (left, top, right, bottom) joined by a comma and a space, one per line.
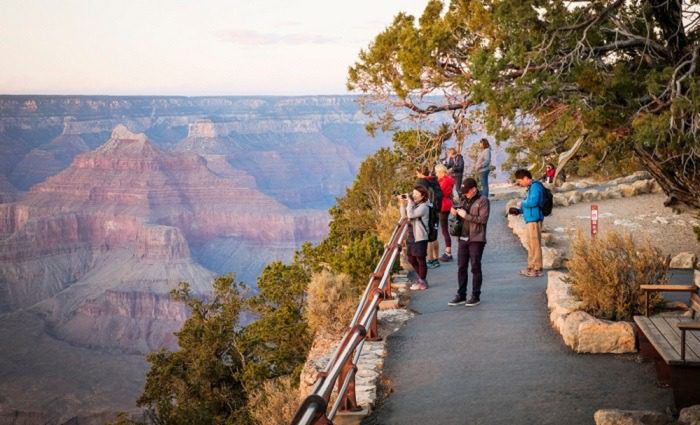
376, 203, 402, 245
248, 376, 299, 425
305, 271, 358, 336
566, 229, 668, 321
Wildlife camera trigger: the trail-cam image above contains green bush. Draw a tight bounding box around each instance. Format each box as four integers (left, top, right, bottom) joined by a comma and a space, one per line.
566, 229, 668, 321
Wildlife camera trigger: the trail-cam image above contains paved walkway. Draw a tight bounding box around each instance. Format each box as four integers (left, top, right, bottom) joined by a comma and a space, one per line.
365, 200, 673, 424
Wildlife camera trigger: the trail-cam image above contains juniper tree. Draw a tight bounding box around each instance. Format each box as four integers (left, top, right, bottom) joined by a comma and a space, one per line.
350, 0, 700, 213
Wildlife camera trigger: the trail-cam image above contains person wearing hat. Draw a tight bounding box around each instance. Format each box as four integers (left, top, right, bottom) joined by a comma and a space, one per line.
448, 177, 490, 306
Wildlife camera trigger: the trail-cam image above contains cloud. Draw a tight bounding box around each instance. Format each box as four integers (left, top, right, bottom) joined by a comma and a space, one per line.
216, 29, 341, 46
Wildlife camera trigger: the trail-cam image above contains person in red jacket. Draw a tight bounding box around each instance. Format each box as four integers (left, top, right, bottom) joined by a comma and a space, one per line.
435, 164, 455, 261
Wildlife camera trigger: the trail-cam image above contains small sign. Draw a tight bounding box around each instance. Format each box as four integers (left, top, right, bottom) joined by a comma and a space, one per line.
591, 204, 598, 237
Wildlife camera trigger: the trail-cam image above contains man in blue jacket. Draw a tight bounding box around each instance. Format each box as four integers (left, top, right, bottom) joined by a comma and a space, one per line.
514, 169, 544, 277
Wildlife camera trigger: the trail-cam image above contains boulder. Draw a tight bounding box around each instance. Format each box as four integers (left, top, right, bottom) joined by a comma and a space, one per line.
670, 252, 697, 269
594, 409, 672, 425
566, 190, 583, 204
582, 189, 601, 202
542, 246, 564, 269
559, 182, 576, 192
631, 179, 652, 195
561, 310, 591, 349
542, 232, 555, 245
576, 318, 636, 353
553, 193, 569, 207
679, 404, 700, 425
618, 183, 637, 198
602, 187, 623, 200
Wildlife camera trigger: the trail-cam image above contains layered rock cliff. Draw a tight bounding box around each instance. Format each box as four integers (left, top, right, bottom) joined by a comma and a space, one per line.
0, 95, 387, 423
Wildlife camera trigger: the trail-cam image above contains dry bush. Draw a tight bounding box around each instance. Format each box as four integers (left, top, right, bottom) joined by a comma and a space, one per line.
305, 270, 359, 336
248, 376, 298, 425
376, 203, 402, 245
566, 228, 668, 321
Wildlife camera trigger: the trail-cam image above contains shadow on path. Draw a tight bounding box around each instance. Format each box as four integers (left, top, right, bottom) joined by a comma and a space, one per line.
365, 200, 672, 425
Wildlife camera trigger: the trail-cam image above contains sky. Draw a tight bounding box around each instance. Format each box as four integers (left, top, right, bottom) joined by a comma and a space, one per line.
0, 0, 428, 96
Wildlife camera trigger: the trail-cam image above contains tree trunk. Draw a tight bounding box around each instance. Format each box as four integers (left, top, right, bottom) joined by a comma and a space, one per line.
633, 146, 700, 216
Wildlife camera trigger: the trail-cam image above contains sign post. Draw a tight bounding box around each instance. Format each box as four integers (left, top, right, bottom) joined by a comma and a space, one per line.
591, 204, 598, 238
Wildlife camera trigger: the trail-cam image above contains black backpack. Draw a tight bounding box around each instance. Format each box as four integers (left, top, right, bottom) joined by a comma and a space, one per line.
425, 203, 439, 242
541, 186, 554, 217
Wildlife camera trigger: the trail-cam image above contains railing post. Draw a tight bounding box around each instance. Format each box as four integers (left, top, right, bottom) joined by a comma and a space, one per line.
337, 362, 361, 412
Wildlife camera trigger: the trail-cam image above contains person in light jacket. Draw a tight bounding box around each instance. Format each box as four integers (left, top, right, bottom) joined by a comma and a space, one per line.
473, 138, 492, 198
399, 185, 431, 291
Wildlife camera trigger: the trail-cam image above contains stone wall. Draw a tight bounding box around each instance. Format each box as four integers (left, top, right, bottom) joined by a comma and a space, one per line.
546, 271, 636, 354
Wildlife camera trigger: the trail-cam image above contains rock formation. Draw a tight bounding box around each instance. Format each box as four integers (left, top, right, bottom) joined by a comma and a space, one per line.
0, 124, 330, 422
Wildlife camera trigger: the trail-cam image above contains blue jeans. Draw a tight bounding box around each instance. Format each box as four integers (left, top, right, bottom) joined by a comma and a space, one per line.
479, 170, 489, 198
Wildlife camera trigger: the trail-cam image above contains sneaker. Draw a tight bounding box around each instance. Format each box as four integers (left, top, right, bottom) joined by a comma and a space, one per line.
464, 297, 481, 307
519, 268, 533, 276
522, 269, 543, 278
448, 295, 466, 306
439, 253, 453, 262
427, 260, 440, 269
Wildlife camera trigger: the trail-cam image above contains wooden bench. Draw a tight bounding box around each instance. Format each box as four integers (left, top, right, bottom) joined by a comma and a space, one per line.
633, 284, 700, 409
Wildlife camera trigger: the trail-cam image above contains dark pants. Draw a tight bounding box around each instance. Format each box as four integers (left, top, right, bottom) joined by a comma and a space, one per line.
457, 240, 486, 299
454, 173, 463, 191
407, 240, 428, 280
439, 211, 451, 249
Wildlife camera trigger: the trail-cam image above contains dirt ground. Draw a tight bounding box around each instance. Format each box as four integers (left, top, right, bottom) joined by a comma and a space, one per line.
543, 192, 700, 258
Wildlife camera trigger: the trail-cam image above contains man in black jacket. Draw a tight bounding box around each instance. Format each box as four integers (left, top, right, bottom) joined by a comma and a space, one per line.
448, 178, 490, 307
445, 147, 464, 193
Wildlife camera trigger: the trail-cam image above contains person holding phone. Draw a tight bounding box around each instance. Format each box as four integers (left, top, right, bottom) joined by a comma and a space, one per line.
398, 185, 431, 291
448, 178, 490, 306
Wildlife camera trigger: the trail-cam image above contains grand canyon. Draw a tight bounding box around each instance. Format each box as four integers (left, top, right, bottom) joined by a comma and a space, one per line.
0, 96, 392, 423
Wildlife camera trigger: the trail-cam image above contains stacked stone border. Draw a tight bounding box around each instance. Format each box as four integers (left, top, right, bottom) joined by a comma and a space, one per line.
299, 282, 413, 422
546, 271, 636, 353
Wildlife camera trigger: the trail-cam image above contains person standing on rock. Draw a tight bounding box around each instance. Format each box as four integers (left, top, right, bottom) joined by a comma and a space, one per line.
473, 138, 492, 198
514, 169, 544, 277
448, 178, 490, 307
399, 185, 431, 291
434, 164, 455, 262
445, 147, 465, 194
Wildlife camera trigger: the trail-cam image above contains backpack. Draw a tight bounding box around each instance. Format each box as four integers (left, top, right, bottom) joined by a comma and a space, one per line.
419, 203, 439, 242
541, 186, 554, 217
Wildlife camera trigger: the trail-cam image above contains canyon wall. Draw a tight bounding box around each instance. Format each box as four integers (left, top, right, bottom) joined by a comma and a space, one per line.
0, 96, 389, 424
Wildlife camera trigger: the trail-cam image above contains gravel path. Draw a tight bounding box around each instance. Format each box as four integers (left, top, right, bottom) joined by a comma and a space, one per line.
544, 193, 700, 258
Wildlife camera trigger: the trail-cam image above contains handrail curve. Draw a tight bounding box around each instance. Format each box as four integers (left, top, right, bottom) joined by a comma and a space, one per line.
290, 218, 409, 425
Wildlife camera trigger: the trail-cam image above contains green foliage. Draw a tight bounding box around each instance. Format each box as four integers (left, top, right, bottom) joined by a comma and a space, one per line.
350, 0, 700, 211
136, 276, 251, 425
566, 230, 668, 321
239, 261, 312, 390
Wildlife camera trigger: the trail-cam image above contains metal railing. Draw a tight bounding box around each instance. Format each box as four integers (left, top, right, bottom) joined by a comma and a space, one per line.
290, 218, 409, 425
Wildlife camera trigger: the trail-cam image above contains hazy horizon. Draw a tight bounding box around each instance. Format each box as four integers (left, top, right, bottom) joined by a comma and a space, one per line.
1, 0, 427, 96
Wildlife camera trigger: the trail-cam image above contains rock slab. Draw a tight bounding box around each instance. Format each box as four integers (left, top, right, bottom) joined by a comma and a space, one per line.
594, 409, 672, 425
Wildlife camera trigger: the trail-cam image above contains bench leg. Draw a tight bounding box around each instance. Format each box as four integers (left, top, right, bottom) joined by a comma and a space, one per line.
638, 331, 672, 387
671, 366, 700, 409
